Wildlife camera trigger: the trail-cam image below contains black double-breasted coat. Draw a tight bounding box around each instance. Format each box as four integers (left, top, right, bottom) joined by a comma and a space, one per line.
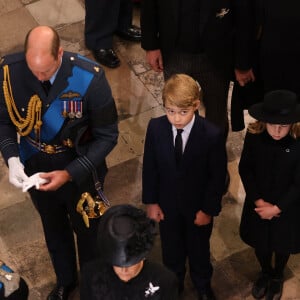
141, 0, 254, 72
239, 131, 300, 253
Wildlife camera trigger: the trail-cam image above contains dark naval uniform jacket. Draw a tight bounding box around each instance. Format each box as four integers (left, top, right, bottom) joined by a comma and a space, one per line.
0, 51, 118, 185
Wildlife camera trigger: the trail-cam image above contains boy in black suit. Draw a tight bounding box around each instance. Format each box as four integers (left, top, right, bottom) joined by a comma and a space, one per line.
142, 74, 227, 300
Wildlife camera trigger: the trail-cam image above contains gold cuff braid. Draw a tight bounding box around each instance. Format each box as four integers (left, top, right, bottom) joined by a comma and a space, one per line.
2, 64, 42, 138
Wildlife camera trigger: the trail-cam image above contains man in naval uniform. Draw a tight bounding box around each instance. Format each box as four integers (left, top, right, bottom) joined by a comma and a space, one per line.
0, 26, 118, 300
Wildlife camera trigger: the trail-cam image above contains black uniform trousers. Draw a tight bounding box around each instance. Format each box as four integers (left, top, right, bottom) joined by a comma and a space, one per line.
159, 212, 213, 293
163, 51, 231, 138
85, 0, 133, 49
25, 150, 100, 286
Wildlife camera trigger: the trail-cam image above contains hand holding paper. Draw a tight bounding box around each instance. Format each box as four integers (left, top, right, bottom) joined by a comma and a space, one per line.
22, 173, 49, 192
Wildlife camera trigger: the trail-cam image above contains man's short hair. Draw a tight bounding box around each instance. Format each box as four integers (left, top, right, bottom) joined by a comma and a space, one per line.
24, 26, 60, 59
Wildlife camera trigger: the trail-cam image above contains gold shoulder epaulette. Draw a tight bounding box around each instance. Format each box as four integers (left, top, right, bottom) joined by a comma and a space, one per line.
2, 65, 42, 139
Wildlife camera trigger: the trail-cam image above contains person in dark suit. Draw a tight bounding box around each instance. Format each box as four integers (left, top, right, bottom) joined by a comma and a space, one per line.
142, 74, 227, 300
239, 90, 300, 299
140, 0, 254, 138
0, 26, 118, 300
231, 0, 300, 132
255, 0, 300, 97
85, 0, 141, 68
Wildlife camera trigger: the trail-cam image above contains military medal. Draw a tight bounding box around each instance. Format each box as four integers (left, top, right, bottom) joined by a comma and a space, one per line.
75, 101, 83, 118
68, 101, 75, 118
75, 111, 82, 118
60, 91, 83, 119
62, 101, 68, 117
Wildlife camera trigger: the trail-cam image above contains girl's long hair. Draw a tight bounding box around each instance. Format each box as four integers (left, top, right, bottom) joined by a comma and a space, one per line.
248, 121, 300, 139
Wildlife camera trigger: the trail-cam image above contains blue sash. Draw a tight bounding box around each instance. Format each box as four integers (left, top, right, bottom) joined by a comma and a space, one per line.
20, 65, 94, 162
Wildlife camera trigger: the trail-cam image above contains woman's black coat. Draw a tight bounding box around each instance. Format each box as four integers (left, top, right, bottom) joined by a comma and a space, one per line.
239, 131, 300, 253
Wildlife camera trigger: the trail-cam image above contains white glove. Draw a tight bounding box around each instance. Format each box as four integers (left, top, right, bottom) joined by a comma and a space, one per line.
8, 157, 29, 189
22, 172, 49, 192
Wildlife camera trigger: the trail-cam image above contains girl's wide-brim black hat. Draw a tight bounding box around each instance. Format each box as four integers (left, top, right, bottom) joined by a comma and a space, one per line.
248, 90, 300, 124
97, 204, 156, 267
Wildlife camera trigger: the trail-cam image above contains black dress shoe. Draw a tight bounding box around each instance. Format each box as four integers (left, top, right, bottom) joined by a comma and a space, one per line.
265, 278, 283, 300
92, 49, 120, 68
252, 272, 270, 299
116, 25, 141, 42
47, 283, 77, 300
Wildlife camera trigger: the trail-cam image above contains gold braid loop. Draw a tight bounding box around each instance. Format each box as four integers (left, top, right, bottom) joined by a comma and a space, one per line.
2, 65, 42, 138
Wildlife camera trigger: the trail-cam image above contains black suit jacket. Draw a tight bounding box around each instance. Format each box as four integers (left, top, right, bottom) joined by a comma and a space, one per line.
141, 0, 254, 70
142, 115, 227, 218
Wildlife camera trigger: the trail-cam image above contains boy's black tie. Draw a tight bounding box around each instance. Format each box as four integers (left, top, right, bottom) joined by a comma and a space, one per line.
175, 129, 183, 164
41, 80, 52, 95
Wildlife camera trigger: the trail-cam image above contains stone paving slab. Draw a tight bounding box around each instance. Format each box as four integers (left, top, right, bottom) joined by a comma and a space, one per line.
26, 0, 84, 27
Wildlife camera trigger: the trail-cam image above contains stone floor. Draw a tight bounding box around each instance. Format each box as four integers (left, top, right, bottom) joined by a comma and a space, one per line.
0, 1, 300, 299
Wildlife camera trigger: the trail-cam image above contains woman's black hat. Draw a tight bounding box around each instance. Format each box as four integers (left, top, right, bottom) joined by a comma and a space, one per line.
97, 204, 156, 267
248, 90, 300, 124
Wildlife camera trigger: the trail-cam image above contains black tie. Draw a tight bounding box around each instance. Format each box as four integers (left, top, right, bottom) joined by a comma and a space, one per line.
41, 80, 52, 95
174, 129, 183, 164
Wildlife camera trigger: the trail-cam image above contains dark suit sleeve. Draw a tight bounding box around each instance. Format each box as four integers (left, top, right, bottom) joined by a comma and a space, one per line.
142, 119, 160, 204
0, 112, 20, 163
202, 128, 227, 216
140, 0, 160, 50
233, 0, 256, 70
65, 70, 118, 184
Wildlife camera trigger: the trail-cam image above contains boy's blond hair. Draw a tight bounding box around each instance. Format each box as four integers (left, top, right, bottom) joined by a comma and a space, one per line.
248, 121, 300, 139
162, 74, 202, 108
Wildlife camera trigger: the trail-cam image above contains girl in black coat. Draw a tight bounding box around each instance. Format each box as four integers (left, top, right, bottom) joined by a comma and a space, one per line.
239, 90, 300, 300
